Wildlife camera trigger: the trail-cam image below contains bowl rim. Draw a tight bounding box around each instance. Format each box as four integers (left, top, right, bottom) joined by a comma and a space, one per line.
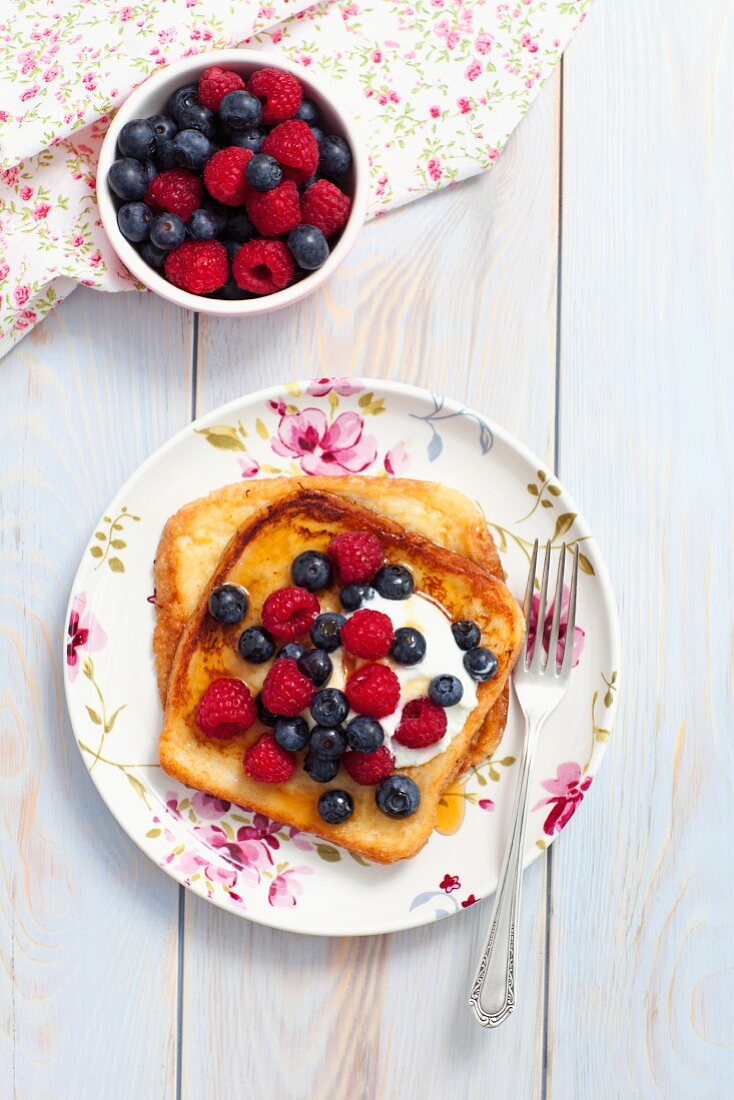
96, 49, 369, 316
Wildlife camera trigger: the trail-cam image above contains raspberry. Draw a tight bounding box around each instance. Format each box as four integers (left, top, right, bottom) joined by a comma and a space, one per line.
341, 609, 394, 660
394, 698, 447, 749
345, 663, 401, 719
300, 179, 352, 238
261, 657, 316, 717
204, 147, 253, 206
144, 168, 203, 221
342, 744, 395, 785
248, 67, 303, 125
244, 732, 296, 783
246, 180, 301, 236
232, 239, 295, 295
262, 120, 319, 184
198, 66, 245, 111
164, 239, 229, 295
328, 531, 383, 584
195, 677, 256, 738
261, 585, 320, 640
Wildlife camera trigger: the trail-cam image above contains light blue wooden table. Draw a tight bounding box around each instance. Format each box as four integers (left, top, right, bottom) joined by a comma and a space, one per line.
2, 3, 733, 1096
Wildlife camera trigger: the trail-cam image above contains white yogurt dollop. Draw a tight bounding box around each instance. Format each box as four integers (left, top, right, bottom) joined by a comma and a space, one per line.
330, 592, 477, 768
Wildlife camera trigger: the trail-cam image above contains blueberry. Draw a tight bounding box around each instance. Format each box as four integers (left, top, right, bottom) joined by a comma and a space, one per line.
140, 240, 168, 268
117, 202, 152, 242
340, 584, 375, 611
297, 648, 332, 687
256, 694, 278, 726
451, 620, 481, 651
309, 725, 346, 759
207, 583, 248, 624
287, 224, 329, 271
463, 647, 499, 682
222, 238, 243, 263
108, 158, 148, 201
276, 642, 307, 662
228, 127, 266, 153
141, 159, 158, 185
390, 626, 427, 666
373, 564, 414, 600
345, 715, 384, 754
227, 209, 255, 243
310, 612, 346, 652
295, 99, 319, 124
376, 774, 421, 818
219, 90, 263, 131
310, 688, 349, 728
173, 129, 215, 170
304, 751, 339, 783
246, 153, 282, 192
118, 118, 157, 160
216, 275, 250, 300
149, 212, 186, 250
175, 101, 216, 137
187, 208, 219, 241
154, 139, 177, 171
291, 550, 332, 592
274, 716, 310, 752
167, 84, 199, 125
318, 789, 354, 824
309, 127, 324, 147
429, 674, 464, 707
319, 134, 352, 178
238, 626, 276, 663
203, 199, 228, 235
147, 113, 178, 143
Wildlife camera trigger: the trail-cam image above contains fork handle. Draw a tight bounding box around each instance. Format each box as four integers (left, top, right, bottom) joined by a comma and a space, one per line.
468, 713, 542, 1026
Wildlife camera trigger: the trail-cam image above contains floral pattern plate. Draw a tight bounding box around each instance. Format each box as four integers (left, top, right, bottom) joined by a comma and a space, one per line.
63, 378, 620, 937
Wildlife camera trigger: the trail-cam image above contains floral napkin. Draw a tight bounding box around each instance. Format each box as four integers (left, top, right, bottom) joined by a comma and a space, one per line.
0, 0, 592, 355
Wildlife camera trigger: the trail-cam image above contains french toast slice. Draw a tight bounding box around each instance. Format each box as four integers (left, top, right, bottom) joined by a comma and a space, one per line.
154, 475, 510, 768
158, 490, 524, 863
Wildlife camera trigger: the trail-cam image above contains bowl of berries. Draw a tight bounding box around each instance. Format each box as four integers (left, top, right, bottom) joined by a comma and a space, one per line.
97, 51, 368, 313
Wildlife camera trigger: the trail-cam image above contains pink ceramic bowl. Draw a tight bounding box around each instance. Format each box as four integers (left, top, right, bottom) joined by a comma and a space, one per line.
97, 50, 369, 316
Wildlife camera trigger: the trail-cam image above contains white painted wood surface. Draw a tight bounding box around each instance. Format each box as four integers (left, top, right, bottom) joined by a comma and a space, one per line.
1, 2, 732, 1096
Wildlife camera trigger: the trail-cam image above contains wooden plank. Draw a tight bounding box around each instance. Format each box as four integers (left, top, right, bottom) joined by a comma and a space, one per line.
0, 289, 192, 1098
183, 68, 561, 1100
550, 2, 734, 1097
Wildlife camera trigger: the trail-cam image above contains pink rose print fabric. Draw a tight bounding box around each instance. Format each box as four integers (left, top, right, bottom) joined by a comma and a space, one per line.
0, 0, 593, 356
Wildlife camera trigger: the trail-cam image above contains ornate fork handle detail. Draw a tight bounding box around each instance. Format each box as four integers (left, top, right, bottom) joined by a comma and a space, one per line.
468, 711, 542, 1026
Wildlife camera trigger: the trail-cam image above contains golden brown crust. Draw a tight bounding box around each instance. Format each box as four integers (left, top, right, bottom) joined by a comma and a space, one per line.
158, 490, 524, 863
153, 475, 508, 769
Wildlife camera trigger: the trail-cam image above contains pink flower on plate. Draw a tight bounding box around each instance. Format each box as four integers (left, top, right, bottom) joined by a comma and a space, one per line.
440, 873, 461, 893
191, 791, 231, 819
465, 60, 482, 81
33, 202, 51, 220
429, 105, 441, 118
528, 584, 585, 668
427, 157, 442, 181
533, 762, 592, 836
1, 167, 19, 186
236, 813, 282, 849
19, 187, 33, 201
271, 408, 377, 476
306, 376, 363, 397
268, 866, 313, 907
66, 592, 107, 679
238, 455, 260, 479
0, 263, 9, 282
384, 441, 410, 476
461, 894, 477, 908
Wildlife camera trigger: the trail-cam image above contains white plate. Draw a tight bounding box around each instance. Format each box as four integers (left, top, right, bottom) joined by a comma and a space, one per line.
63, 378, 620, 936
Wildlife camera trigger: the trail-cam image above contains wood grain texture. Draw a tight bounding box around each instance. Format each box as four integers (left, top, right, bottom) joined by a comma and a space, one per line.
0, 290, 192, 1098
549, 2, 734, 1097
182, 68, 561, 1100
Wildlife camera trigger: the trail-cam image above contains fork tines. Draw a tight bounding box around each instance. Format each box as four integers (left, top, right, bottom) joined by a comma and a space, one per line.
522, 539, 579, 678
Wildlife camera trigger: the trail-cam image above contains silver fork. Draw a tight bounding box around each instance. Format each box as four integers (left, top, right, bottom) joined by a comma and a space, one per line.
469, 539, 579, 1027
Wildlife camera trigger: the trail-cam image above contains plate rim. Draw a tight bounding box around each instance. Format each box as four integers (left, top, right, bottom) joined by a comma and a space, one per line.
63, 376, 622, 936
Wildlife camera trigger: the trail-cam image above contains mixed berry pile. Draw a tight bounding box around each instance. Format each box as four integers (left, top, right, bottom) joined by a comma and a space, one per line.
107, 66, 353, 299
197, 530, 499, 827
